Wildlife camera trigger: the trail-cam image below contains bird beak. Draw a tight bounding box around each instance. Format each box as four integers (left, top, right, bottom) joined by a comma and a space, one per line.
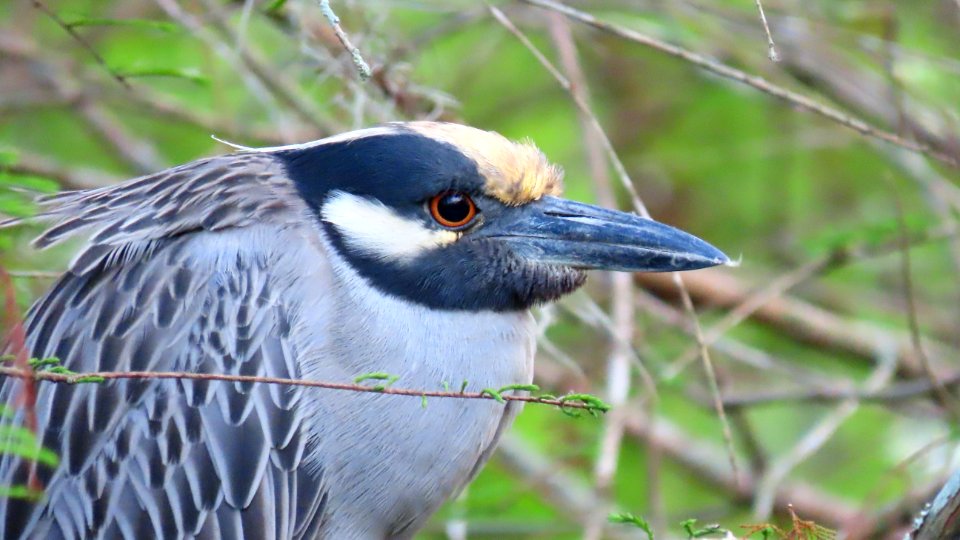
479, 196, 730, 272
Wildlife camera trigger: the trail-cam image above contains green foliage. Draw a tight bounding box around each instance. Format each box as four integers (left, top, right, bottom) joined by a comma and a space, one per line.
681, 519, 725, 538
113, 67, 210, 86
2, 0, 959, 537
609, 512, 655, 539
0, 405, 59, 502
62, 17, 180, 33
353, 371, 400, 391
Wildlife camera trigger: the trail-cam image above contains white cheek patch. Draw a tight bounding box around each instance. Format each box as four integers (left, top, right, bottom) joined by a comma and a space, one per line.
321, 191, 459, 261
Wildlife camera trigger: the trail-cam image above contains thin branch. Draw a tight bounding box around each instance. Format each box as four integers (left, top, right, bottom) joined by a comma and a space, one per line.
637, 218, 960, 378
496, 435, 646, 540
673, 275, 741, 487
30, 0, 132, 90
0, 36, 163, 173
488, 5, 647, 215
665, 254, 835, 379
753, 0, 779, 62
618, 400, 860, 528
533, 355, 867, 529
318, 0, 372, 81
542, 12, 640, 538
153, 0, 334, 139
717, 370, 960, 408
0, 366, 610, 412
521, 0, 960, 169
3, 151, 119, 190
893, 190, 960, 421
492, 8, 723, 525
7, 271, 62, 280
752, 352, 896, 519
635, 289, 835, 389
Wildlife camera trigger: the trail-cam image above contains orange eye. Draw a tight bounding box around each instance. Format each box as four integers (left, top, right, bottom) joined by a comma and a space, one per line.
429, 191, 477, 229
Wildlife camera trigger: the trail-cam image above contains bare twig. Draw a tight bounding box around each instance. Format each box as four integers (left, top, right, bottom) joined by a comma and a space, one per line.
718, 370, 960, 408
0, 366, 610, 412
496, 435, 647, 540
637, 222, 959, 378
893, 191, 960, 422
521, 0, 960, 169
488, 5, 647, 215
542, 12, 641, 538
673, 276, 741, 486
318, 0, 372, 81
619, 401, 859, 528
752, 352, 896, 518
7, 271, 62, 280
664, 254, 835, 380
489, 6, 737, 494
0, 35, 164, 173
153, 0, 333, 139
29, 0, 132, 90
3, 150, 119, 189
753, 0, 779, 62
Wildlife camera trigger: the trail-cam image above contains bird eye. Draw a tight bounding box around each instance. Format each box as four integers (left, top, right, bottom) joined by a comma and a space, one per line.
429, 191, 477, 229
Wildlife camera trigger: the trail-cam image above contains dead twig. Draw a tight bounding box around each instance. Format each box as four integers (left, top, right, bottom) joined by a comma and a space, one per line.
29, 0, 132, 90
318, 0, 372, 81
492, 4, 740, 510
540, 11, 641, 538
717, 371, 960, 408
893, 190, 960, 422
521, 0, 960, 169
753, 0, 779, 62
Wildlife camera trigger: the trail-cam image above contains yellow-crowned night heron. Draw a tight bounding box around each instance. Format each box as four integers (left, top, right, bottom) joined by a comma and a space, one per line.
0, 122, 728, 539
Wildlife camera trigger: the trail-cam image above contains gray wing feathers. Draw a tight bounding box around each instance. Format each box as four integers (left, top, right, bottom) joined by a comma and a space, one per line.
0, 153, 328, 539
27, 152, 300, 274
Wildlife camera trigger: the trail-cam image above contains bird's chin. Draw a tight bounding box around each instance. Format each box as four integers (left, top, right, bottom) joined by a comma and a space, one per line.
512, 264, 588, 308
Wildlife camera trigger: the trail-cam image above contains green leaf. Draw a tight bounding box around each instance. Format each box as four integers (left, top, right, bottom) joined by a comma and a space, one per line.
609, 513, 655, 539
0, 485, 43, 501
680, 518, 725, 538
557, 393, 611, 417
480, 388, 505, 404
496, 383, 540, 394
113, 67, 209, 86
0, 427, 59, 467
353, 372, 395, 383
0, 149, 18, 166
71, 375, 105, 384
0, 173, 60, 194
264, 0, 288, 14
354, 371, 399, 391
64, 17, 180, 33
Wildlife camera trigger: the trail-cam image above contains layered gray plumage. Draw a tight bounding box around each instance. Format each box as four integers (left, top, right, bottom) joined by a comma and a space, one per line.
1, 150, 533, 538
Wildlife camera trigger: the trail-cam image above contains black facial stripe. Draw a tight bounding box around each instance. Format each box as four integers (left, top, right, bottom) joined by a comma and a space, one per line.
278, 129, 589, 311
324, 220, 586, 311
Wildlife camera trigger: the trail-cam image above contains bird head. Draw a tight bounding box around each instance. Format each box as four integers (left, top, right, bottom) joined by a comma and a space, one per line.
278, 122, 729, 311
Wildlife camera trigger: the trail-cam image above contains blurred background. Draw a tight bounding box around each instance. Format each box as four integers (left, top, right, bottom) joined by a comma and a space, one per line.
2, 0, 960, 538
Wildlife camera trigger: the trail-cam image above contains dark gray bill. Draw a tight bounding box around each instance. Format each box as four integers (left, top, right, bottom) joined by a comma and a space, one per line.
477, 196, 730, 272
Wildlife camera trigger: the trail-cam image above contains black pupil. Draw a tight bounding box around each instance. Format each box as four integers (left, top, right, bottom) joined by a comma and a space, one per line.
438, 193, 471, 224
